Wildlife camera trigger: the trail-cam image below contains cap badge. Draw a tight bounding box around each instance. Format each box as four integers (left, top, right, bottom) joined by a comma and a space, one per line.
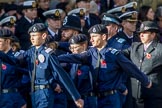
121, 7, 126, 13
92, 28, 96, 32
79, 9, 84, 16
32, 27, 37, 32
71, 39, 75, 44
32, 2, 36, 8
54, 10, 60, 17
133, 3, 137, 9
10, 17, 15, 24
63, 16, 68, 25
132, 12, 137, 18
140, 23, 144, 30
38, 54, 45, 63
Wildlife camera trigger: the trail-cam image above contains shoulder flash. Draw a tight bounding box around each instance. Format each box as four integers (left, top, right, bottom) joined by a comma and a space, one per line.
110, 48, 119, 55
45, 48, 53, 54
14, 51, 21, 57
117, 38, 126, 43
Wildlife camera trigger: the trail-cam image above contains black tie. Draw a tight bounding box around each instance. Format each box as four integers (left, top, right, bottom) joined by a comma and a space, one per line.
31, 50, 38, 92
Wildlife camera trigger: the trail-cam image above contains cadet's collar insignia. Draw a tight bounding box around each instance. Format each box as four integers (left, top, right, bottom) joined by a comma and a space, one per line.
54, 10, 60, 17
146, 53, 151, 59
101, 59, 106, 66
63, 16, 68, 25
32, 2, 36, 8
32, 27, 37, 32
77, 69, 82, 76
92, 28, 96, 32
121, 7, 126, 13
2, 64, 7, 70
38, 54, 45, 63
10, 17, 15, 24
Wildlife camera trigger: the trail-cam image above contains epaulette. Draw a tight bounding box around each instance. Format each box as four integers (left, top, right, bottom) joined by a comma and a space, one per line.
14, 51, 21, 57
116, 38, 126, 43
45, 47, 53, 54
110, 48, 119, 55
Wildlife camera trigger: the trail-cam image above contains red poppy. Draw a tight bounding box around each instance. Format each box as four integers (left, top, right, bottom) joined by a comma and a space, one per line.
146, 53, 151, 59
2, 64, 7, 70
101, 59, 107, 66
35, 60, 39, 65
77, 69, 82, 76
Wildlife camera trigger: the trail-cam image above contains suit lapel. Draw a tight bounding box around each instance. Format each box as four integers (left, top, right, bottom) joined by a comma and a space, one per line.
145, 41, 157, 54
136, 43, 144, 60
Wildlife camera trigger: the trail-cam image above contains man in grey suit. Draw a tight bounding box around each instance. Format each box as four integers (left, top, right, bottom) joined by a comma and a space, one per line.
123, 21, 162, 108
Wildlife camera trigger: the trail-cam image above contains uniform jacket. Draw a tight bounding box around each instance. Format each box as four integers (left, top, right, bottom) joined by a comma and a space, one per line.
58, 46, 150, 92
123, 41, 162, 98
0, 45, 81, 101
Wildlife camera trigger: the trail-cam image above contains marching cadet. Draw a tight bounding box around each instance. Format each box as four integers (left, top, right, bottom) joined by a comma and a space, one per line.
123, 21, 162, 108
43, 9, 64, 42
0, 16, 16, 34
15, 0, 42, 50
0, 29, 27, 108
101, 13, 130, 108
67, 34, 97, 108
0, 23, 84, 108
58, 24, 152, 108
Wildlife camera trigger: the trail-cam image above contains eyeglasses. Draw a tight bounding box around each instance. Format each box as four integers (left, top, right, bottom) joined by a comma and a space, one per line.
69, 45, 81, 51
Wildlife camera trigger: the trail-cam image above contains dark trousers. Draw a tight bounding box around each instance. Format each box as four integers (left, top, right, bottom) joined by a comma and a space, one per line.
144, 98, 162, 108
98, 92, 120, 108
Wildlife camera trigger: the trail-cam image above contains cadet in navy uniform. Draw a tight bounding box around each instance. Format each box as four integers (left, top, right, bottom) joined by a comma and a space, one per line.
75, 0, 101, 30
123, 21, 162, 108
0, 16, 16, 34
58, 24, 152, 108
0, 29, 26, 108
67, 34, 97, 108
15, 0, 42, 50
101, 12, 138, 108
43, 8, 68, 108
118, 11, 140, 45
43, 9, 63, 42
13, 23, 84, 108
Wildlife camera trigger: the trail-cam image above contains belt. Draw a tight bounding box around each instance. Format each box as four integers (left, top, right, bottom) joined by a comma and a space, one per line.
1, 88, 18, 94
34, 85, 50, 91
97, 90, 116, 97
81, 92, 96, 98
